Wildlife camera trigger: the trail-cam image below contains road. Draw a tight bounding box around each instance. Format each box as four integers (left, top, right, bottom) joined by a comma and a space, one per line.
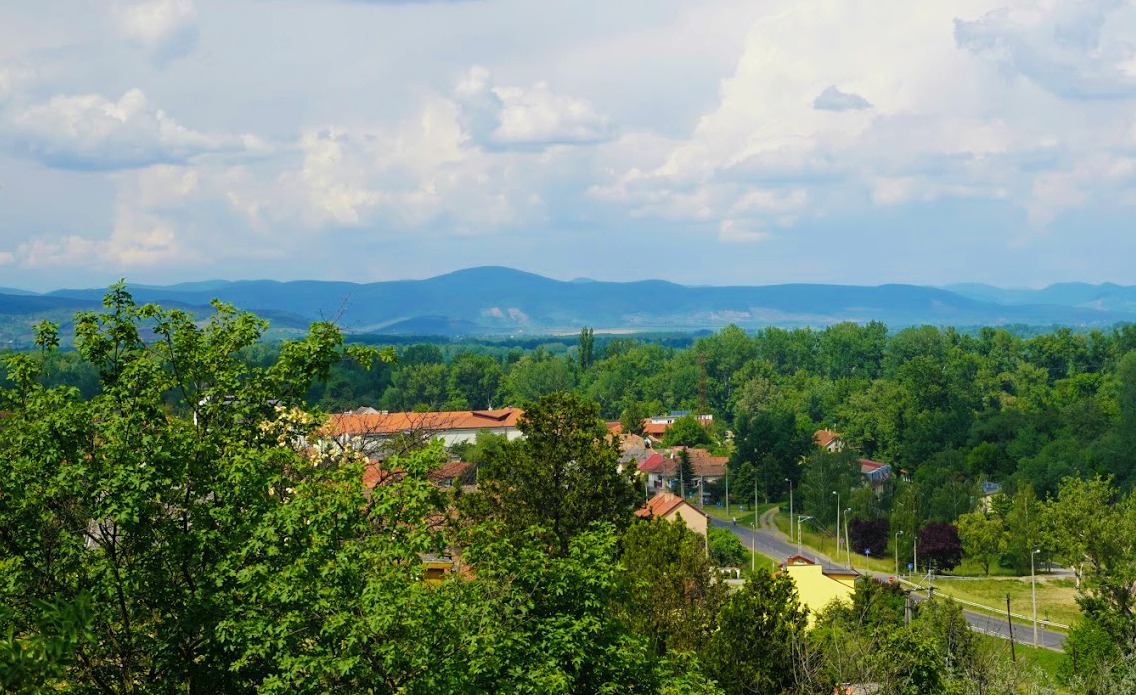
714, 510, 1067, 651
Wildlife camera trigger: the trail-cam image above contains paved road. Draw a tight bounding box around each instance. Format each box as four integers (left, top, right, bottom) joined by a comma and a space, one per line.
713, 511, 1067, 651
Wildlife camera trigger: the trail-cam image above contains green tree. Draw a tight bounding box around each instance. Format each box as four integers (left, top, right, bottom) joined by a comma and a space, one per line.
799, 449, 862, 527
707, 526, 747, 568
578, 326, 595, 371
956, 510, 1008, 575
503, 350, 578, 403
447, 352, 503, 409
620, 517, 726, 657
0, 285, 389, 693
663, 414, 712, 448
1045, 477, 1136, 644
676, 448, 696, 497
619, 398, 647, 436
469, 392, 637, 556
704, 568, 807, 695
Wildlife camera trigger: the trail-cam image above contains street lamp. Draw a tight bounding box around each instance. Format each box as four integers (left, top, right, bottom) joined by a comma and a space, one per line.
844, 507, 852, 568
895, 530, 904, 577
832, 491, 840, 559
1032, 549, 1041, 647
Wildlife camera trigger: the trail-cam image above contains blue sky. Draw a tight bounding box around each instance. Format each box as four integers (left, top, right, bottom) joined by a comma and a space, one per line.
1, 0, 1135, 290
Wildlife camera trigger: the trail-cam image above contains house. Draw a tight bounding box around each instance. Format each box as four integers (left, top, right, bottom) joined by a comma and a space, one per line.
670, 446, 728, 481
634, 491, 709, 538
780, 554, 858, 624
858, 458, 892, 486
814, 429, 845, 452
326, 407, 524, 452
638, 452, 676, 494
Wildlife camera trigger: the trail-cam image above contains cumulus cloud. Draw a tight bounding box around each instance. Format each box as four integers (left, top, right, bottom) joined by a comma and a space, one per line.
3, 88, 255, 170
5, 207, 186, 269
454, 66, 612, 148
113, 0, 199, 64
954, 0, 1136, 99
813, 85, 873, 111
593, 0, 1136, 242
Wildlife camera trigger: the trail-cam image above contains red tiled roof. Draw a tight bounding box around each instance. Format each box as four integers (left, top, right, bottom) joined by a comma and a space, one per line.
362, 460, 472, 489
671, 446, 728, 478
606, 421, 623, 435
328, 407, 523, 437
638, 452, 673, 475
429, 460, 472, 482
642, 422, 669, 436
859, 458, 887, 473
635, 492, 691, 519
814, 429, 842, 448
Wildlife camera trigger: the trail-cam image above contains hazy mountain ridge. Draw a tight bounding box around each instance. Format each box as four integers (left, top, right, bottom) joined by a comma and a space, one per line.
2, 267, 1135, 343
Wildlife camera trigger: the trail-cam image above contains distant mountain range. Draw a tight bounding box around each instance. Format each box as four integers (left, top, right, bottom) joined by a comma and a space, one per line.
2, 267, 1135, 345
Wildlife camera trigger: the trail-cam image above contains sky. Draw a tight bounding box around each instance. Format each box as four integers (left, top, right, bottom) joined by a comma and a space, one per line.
1, 0, 1136, 291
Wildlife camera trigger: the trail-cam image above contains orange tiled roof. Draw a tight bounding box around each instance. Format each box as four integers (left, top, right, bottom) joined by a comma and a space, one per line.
328, 407, 523, 437
606, 421, 623, 435
635, 491, 687, 519
814, 429, 842, 448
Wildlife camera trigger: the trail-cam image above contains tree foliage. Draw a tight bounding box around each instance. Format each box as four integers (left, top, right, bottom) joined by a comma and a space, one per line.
469, 391, 637, 556
620, 517, 726, 657
918, 522, 964, 572
704, 568, 807, 695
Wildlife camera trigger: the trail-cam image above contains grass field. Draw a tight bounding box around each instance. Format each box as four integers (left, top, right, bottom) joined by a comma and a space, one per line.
769, 507, 1082, 628
703, 500, 780, 527
920, 576, 1081, 629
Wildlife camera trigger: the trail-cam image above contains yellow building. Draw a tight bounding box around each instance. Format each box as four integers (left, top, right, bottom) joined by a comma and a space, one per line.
781, 554, 857, 623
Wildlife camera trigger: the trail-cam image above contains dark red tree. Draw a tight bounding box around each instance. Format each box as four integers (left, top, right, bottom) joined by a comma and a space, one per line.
918, 522, 963, 572
848, 518, 889, 557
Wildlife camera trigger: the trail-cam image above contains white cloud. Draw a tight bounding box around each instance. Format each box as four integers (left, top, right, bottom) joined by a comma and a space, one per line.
454, 66, 612, 148
3, 88, 253, 170
26, 206, 186, 269
954, 0, 1136, 99
718, 218, 769, 243
5, 207, 187, 269
593, 0, 1136, 243
113, 0, 199, 64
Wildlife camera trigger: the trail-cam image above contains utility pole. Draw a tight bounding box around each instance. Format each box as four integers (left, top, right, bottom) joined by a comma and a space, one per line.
1032, 549, 1040, 647
786, 478, 793, 545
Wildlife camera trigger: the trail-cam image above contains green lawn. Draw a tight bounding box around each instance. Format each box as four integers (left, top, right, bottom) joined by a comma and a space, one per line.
702, 500, 779, 528
922, 576, 1081, 629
